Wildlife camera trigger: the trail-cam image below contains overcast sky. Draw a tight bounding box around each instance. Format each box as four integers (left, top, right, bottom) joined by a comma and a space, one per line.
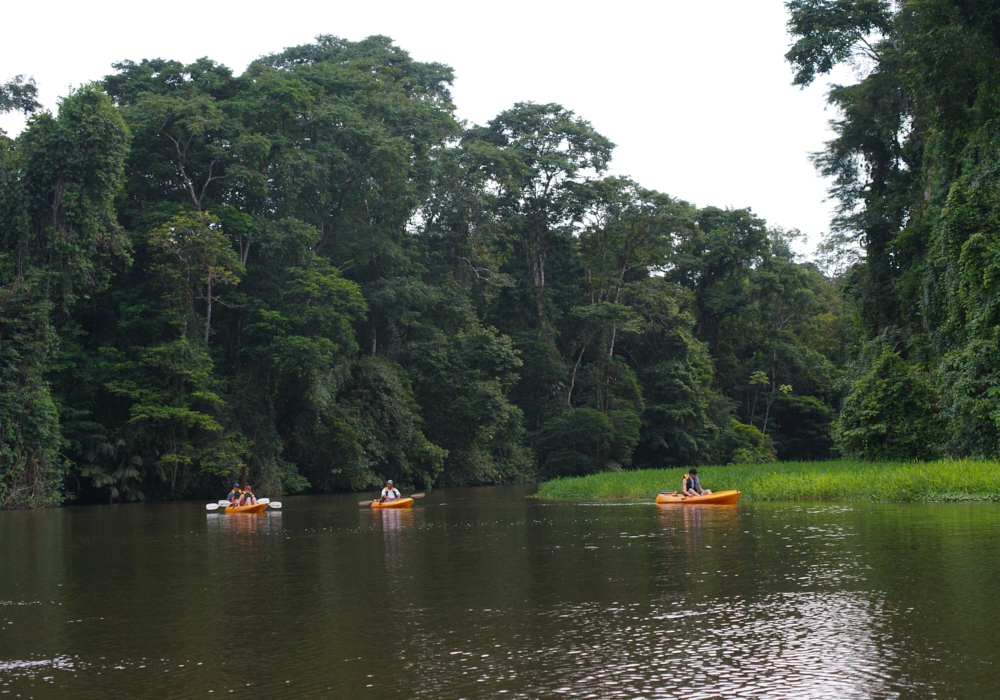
1, 0, 852, 255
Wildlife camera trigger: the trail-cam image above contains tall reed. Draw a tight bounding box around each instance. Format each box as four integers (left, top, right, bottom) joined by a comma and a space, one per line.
534, 460, 1000, 502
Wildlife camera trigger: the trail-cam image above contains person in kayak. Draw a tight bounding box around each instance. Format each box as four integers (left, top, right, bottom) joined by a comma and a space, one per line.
227, 483, 241, 503
681, 469, 712, 497
240, 485, 257, 506
379, 480, 401, 503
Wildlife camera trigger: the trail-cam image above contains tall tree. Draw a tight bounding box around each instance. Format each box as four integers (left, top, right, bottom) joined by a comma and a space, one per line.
468, 103, 614, 338
0, 84, 129, 507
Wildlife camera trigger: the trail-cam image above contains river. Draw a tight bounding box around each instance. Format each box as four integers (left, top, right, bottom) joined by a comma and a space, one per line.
1, 485, 998, 698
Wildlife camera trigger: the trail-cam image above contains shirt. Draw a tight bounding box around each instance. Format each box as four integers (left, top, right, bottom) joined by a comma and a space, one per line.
381, 487, 400, 500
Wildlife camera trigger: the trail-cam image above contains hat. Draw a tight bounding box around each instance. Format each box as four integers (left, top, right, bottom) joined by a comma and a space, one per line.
232, 483, 240, 488
387, 479, 393, 484
245, 485, 253, 490
688, 468, 698, 475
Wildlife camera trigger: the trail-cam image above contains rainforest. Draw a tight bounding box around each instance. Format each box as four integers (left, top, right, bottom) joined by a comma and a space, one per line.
3, 0, 1000, 508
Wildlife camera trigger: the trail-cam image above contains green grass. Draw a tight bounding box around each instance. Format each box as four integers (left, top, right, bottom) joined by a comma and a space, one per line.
534, 459, 1000, 503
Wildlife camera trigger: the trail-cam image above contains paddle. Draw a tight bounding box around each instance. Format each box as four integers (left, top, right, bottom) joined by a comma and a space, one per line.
359, 492, 425, 507
268, 501, 282, 509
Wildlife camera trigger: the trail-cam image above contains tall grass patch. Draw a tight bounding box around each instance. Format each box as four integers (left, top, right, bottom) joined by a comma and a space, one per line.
534, 460, 1000, 502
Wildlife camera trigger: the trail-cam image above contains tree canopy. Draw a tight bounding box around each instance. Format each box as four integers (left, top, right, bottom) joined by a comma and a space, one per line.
0, 31, 868, 506
786, 0, 1000, 460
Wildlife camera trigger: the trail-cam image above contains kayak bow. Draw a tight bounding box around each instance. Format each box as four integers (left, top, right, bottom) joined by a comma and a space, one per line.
655, 490, 741, 505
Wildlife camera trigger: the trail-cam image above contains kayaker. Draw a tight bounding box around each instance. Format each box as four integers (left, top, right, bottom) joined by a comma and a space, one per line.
379, 480, 401, 503
227, 483, 241, 503
240, 485, 257, 506
681, 469, 712, 497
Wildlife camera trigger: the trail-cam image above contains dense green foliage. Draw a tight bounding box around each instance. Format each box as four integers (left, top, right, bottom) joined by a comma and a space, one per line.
835, 348, 943, 460
10, 5, 1000, 508
786, 0, 1000, 460
536, 459, 1000, 502
1, 33, 857, 506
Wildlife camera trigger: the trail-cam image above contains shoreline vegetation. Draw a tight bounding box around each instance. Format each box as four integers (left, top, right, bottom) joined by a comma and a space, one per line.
534, 460, 1000, 503
6, 3, 1000, 510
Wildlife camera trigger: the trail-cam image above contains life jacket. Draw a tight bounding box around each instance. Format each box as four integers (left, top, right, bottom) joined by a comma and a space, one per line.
381, 487, 400, 500
683, 474, 701, 493
227, 489, 240, 502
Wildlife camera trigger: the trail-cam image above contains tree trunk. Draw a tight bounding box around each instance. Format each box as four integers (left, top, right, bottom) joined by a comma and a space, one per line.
527, 220, 550, 341
204, 277, 213, 345
567, 338, 591, 407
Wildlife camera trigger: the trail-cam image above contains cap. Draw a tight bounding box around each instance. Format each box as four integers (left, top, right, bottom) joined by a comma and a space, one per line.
387, 480, 393, 484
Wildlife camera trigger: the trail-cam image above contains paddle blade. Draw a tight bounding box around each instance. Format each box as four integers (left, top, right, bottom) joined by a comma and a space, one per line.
258, 498, 270, 505
358, 500, 373, 507
267, 501, 282, 509
206, 503, 220, 510
217, 500, 231, 507
409, 493, 425, 499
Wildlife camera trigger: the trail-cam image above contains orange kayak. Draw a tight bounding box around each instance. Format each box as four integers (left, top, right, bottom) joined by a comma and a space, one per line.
371, 497, 413, 509
656, 490, 741, 505
225, 502, 268, 514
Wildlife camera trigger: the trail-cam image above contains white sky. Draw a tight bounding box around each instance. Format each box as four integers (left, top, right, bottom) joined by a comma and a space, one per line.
0, 0, 852, 256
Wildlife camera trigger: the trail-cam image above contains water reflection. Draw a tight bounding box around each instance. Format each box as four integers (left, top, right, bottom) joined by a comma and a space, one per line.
205, 510, 282, 537
1, 494, 999, 698
368, 507, 419, 601
507, 592, 894, 699
372, 507, 415, 535
0, 655, 77, 678
656, 503, 742, 531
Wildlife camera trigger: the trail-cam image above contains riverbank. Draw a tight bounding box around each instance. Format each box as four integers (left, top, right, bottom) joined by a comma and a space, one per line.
534, 460, 1000, 502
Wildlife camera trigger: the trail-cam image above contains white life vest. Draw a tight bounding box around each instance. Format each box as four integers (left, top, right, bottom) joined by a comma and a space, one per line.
381, 487, 400, 500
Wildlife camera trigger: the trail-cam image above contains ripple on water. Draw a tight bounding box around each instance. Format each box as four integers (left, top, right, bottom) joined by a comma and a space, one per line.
0, 655, 78, 678
403, 591, 907, 700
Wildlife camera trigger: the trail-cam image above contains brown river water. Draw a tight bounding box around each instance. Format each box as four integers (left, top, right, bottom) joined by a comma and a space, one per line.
1, 485, 999, 698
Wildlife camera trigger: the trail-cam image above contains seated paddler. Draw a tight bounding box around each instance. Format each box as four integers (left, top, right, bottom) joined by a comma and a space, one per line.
240, 485, 257, 506
379, 480, 400, 503
227, 482, 241, 503
681, 468, 712, 497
